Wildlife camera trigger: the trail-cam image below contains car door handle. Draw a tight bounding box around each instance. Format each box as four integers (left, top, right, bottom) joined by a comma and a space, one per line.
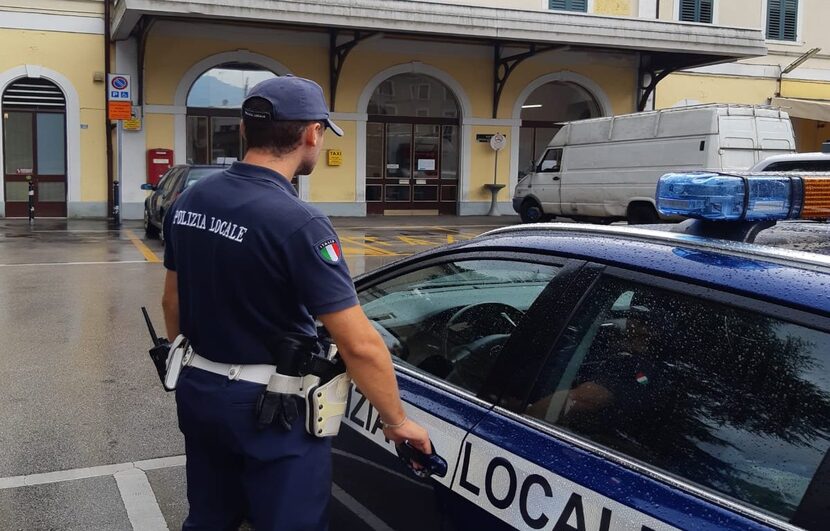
395, 440, 448, 478
553, 176, 561, 181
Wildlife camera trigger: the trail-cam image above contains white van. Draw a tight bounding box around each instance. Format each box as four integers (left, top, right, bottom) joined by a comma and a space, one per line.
512, 105, 796, 224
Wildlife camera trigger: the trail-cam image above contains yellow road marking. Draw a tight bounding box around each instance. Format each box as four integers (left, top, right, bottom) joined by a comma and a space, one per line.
397, 235, 435, 246
362, 236, 392, 246
340, 236, 401, 256
340, 245, 385, 257
124, 229, 161, 263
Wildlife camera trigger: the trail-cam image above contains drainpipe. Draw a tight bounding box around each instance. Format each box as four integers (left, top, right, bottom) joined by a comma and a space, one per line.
105, 0, 115, 220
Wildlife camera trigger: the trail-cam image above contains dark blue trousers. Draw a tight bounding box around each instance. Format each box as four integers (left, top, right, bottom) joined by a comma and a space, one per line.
176, 366, 332, 531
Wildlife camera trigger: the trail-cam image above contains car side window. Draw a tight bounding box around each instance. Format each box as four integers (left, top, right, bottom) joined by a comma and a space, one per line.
537, 149, 563, 173
525, 276, 830, 521
358, 259, 560, 396
159, 168, 182, 194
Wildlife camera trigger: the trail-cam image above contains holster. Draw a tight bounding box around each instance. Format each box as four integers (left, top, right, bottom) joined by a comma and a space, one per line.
305, 372, 351, 437
261, 334, 351, 437
261, 332, 350, 437
162, 335, 188, 391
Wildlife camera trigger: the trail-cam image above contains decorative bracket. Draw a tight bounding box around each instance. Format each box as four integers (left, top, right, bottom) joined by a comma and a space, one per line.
493, 43, 562, 118
637, 55, 681, 112
330, 29, 379, 111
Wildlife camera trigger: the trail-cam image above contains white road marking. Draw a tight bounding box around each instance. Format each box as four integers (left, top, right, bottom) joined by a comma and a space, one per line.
1, 453, 400, 531
0, 260, 151, 267
135, 456, 186, 471
0, 456, 185, 490
332, 482, 394, 531
114, 468, 169, 531
27, 230, 122, 233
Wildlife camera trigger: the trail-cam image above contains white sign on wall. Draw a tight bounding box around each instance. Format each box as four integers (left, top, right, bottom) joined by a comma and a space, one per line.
107, 74, 131, 102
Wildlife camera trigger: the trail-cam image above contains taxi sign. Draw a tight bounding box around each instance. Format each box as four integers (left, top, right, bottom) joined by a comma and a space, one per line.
327, 149, 342, 166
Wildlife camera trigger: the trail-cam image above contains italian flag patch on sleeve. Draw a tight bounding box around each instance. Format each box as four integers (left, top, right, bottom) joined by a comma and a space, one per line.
316, 238, 342, 264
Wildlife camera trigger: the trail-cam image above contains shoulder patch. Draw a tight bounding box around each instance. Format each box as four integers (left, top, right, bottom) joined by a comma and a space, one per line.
315, 238, 342, 265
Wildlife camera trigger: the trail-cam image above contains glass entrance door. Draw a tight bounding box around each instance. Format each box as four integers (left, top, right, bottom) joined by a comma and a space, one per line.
366, 122, 458, 215
186, 114, 243, 165
3, 110, 67, 217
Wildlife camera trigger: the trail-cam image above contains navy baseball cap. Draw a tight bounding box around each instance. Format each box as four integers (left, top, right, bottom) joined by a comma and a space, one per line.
242, 76, 343, 136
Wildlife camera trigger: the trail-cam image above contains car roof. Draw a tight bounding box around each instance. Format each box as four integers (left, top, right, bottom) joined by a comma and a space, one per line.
409, 223, 830, 315
753, 152, 830, 167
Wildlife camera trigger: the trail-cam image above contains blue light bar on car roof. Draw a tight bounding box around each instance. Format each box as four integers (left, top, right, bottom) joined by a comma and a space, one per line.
655, 172, 830, 221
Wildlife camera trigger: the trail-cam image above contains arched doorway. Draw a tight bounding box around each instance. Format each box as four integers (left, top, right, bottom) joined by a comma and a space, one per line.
366, 73, 460, 215
185, 63, 277, 165
518, 81, 601, 178
2, 77, 67, 217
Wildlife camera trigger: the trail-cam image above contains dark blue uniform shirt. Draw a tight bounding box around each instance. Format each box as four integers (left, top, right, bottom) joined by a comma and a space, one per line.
163, 162, 358, 365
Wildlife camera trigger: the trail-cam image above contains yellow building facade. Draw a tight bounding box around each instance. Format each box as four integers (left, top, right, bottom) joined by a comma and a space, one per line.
1, 0, 764, 218
652, 0, 830, 153
0, 0, 106, 217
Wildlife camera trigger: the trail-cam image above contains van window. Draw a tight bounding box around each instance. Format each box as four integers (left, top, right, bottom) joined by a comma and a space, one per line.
537, 149, 563, 173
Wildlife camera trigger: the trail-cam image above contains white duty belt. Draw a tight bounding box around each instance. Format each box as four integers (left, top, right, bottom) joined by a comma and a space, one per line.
183, 348, 309, 396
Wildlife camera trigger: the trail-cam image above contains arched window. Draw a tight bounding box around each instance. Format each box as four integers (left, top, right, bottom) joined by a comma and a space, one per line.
519, 82, 600, 176
2, 77, 67, 217
366, 74, 461, 215
186, 64, 277, 165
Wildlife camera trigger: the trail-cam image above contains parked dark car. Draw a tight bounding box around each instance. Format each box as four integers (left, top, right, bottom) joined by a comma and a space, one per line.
140, 165, 227, 239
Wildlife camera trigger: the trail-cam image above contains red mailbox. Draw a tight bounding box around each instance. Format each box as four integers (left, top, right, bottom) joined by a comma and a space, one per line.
147, 148, 174, 186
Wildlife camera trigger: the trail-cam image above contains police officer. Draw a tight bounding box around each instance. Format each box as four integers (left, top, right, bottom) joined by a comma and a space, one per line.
161, 76, 431, 530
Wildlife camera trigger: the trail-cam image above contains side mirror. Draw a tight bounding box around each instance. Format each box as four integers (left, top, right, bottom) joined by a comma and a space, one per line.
141, 183, 156, 191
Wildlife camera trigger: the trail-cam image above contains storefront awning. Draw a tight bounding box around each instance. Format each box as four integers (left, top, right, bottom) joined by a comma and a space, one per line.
771, 97, 830, 123
112, 0, 765, 66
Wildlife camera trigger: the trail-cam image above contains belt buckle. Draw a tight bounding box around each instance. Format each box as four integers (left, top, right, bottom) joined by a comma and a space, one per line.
182, 347, 193, 366
228, 364, 242, 381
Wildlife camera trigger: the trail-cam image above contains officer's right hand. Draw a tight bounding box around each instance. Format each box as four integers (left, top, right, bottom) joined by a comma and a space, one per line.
383, 418, 432, 455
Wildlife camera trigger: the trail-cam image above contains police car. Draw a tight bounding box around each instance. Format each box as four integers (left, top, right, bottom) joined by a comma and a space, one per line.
331, 173, 830, 531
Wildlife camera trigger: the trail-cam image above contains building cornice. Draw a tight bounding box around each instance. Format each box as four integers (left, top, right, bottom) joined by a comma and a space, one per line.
112, 0, 766, 63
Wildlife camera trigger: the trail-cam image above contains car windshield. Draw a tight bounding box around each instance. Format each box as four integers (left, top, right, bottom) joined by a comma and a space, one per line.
185, 168, 221, 188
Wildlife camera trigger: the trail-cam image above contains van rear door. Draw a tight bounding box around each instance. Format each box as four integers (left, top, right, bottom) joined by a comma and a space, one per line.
718, 112, 795, 169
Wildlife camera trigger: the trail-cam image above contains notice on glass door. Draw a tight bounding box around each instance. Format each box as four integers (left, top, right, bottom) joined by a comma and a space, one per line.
417, 159, 435, 171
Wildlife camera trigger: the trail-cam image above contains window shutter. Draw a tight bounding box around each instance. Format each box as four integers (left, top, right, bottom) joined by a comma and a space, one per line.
680, 0, 713, 23
782, 0, 798, 41
767, 0, 782, 38
549, 0, 587, 12
679, 0, 697, 21
699, 0, 713, 24
768, 0, 798, 41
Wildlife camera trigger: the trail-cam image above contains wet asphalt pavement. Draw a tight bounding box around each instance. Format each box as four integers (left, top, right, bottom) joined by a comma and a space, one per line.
0, 216, 516, 531
0, 215, 828, 530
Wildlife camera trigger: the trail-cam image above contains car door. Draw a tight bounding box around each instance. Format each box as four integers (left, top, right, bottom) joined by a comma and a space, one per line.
159, 167, 188, 220
331, 253, 579, 531
150, 167, 182, 225
459, 266, 830, 530
534, 148, 563, 215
